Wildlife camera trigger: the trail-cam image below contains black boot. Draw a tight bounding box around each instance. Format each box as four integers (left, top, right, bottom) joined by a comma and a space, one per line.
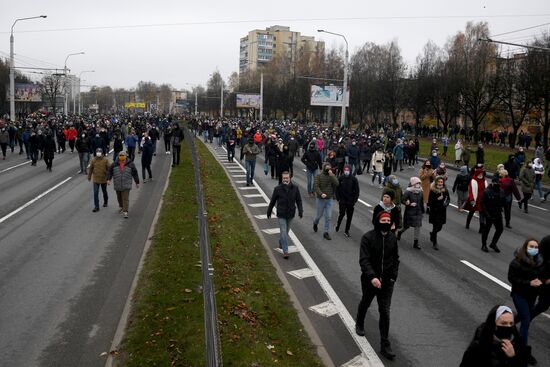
413, 240, 421, 249
489, 243, 501, 253
396, 230, 402, 241
481, 244, 489, 252
526, 346, 537, 365
380, 343, 396, 360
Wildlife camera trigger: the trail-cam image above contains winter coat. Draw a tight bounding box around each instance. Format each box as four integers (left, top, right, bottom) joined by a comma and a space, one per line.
108, 159, 139, 191
465, 177, 487, 212
267, 183, 303, 219
453, 173, 470, 193
0, 131, 9, 144
277, 150, 293, 174
454, 142, 463, 161
314, 171, 339, 199
508, 252, 544, 299
401, 188, 424, 228
460, 323, 528, 367
265, 143, 279, 166
125, 134, 138, 148
504, 157, 520, 180
88, 156, 111, 184
476, 148, 485, 164
335, 175, 360, 205
519, 167, 535, 194
243, 142, 261, 161
141, 138, 154, 166
500, 177, 521, 201
480, 186, 505, 220
419, 167, 435, 203
427, 184, 450, 226
372, 203, 401, 229
301, 148, 322, 171
75, 137, 89, 153
359, 229, 399, 284
171, 126, 185, 146
43, 136, 56, 159
393, 143, 404, 160
372, 150, 385, 172
360, 144, 373, 161
347, 144, 360, 161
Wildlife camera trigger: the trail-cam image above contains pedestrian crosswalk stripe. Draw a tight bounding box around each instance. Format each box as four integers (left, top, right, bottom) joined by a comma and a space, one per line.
236, 180, 247, 184
309, 301, 339, 317
254, 214, 268, 219
232, 174, 246, 178
248, 203, 269, 207
244, 194, 263, 198
238, 186, 257, 190
262, 228, 280, 234
287, 268, 315, 279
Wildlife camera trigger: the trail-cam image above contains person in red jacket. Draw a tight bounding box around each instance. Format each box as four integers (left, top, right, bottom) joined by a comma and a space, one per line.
66, 125, 78, 153
464, 167, 487, 232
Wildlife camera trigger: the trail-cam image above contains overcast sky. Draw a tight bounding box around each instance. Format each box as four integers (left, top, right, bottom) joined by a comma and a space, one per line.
2, 0, 549, 91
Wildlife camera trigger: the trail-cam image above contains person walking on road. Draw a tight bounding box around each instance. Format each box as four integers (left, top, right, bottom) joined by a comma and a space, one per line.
242, 138, 261, 186
372, 191, 400, 233
43, 131, 56, 172
454, 139, 463, 166
452, 166, 470, 211
397, 177, 424, 249
355, 211, 400, 361
371, 146, 385, 187
0, 126, 9, 160
125, 130, 138, 162
460, 305, 528, 367
518, 161, 535, 214
335, 164, 360, 237
108, 151, 139, 219
499, 170, 522, 229
141, 132, 154, 182
313, 162, 339, 240
419, 161, 435, 205
76, 132, 90, 174
171, 123, 185, 167
88, 148, 110, 212
508, 238, 545, 365
530, 235, 550, 321
533, 158, 545, 202
427, 176, 450, 250
479, 177, 506, 253
267, 171, 303, 259
464, 167, 487, 232
301, 142, 322, 196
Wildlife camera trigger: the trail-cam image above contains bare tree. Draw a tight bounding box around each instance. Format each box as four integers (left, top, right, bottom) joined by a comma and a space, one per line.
530, 33, 550, 149
40, 73, 64, 114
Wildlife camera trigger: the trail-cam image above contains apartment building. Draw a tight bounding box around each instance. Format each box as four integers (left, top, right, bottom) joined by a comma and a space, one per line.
239, 25, 324, 74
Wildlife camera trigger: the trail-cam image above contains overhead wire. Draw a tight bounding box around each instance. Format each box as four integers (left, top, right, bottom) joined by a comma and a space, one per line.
1, 14, 550, 34
490, 22, 550, 38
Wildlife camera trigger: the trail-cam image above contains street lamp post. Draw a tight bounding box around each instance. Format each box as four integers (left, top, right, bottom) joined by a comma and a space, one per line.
185, 83, 199, 115
318, 29, 349, 128
9, 15, 47, 123
64, 52, 85, 117
77, 70, 94, 115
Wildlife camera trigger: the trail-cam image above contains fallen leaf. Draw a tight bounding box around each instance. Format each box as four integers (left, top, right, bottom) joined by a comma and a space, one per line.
184, 289, 192, 293
286, 350, 294, 356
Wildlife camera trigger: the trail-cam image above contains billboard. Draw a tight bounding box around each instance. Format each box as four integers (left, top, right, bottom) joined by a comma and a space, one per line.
14, 83, 42, 102
236, 93, 261, 109
310, 85, 349, 107
124, 102, 146, 108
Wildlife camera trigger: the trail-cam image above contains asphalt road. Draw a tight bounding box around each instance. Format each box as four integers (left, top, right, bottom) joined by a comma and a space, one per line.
204, 140, 550, 367
0, 148, 171, 367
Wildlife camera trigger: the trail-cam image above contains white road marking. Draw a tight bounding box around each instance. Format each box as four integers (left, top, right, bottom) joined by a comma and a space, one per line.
217, 144, 384, 366
287, 268, 315, 279
235, 180, 247, 184
232, 174, 246, 178
309, 301, 339, 317
0, 160, 31, 173
262, 228, 281, 234
254, 214, 268, 219
342, 355, 372, 367
244, 194, 263, 198
0, 177, 73, 224
238, 186, 258, 190
358, 199, 372, 208
248, 203, 269, 208
275, 245, 299, 254
461, 260, 550, 319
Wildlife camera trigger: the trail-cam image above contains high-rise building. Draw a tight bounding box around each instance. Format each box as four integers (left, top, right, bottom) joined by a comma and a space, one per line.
239, 25, 324, 74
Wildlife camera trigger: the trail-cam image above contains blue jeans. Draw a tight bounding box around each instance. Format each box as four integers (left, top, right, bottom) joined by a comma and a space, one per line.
306, 168, 317, 194
245, 160, 256, 184
93, 183, 108, 209
512, 292, 536, 345
314, 198, 333, 233
278, 217, 293, 253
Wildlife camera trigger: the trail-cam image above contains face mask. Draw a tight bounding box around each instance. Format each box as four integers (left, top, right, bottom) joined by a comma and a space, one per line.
96, 134, 100, 138
392, 179, 398, 185
432, 153, 437, 156
344, 171, 350, 176
437, 184, 444, 189
282, 181, 289, 185
96, 152, 102, 157
119, 156, 126, 162
527, 248, 539, 257
494, 325, 514, 340
352, 142, 356, 145
378, 222, 391, 233
477, 175, 483, 179
440, 164, 445, 168
81, 134, 85, 138
414, 184, 421, 189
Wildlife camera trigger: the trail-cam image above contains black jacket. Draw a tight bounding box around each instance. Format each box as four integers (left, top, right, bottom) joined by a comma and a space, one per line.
460, 323, 528, 367
480, 186, 505, 220
267, 183, 303, 219
336, 175, 360, 205
453, 173, 470, 192
359, 229, 399, 284
301, 149, 322, 171
508, 253, 544, 299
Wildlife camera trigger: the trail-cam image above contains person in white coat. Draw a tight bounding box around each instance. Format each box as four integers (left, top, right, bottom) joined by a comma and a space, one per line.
454, 139, 463, 166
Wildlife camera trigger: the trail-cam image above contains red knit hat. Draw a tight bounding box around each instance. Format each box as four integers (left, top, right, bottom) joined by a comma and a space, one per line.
378, 211, 391, 221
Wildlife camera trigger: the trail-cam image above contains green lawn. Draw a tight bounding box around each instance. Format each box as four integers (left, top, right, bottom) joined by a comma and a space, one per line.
117, 134, 323, 366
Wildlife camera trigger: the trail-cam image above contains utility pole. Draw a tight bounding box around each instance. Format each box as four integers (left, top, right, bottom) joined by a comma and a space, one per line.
195, 90, 198, 116
220, 82, 223, 118
260, 72, 264, 123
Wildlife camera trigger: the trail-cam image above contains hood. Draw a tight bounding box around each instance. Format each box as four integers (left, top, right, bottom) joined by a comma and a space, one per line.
378, 200, 396, 210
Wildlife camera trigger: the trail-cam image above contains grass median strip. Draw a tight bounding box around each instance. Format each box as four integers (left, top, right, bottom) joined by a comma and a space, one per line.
118, 138, 323, 366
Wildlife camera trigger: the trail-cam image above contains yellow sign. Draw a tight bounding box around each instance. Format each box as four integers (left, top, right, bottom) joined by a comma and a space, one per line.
125, 102, 146, 108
